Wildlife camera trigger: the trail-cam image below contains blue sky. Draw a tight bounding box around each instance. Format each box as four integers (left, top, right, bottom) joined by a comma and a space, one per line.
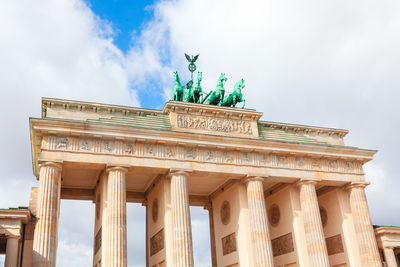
84, 0, 156, 53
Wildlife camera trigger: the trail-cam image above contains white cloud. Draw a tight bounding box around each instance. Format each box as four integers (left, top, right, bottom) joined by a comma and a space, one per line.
0, 0, 141, 266
130, 0, 400, 228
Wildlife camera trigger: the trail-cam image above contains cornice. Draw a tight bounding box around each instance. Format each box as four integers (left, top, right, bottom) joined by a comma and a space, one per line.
42, 97, 162, 118
259, 121, 348, 138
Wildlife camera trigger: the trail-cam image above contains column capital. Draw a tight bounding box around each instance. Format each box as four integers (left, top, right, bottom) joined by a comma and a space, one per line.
38, 161, 62, 171
106, 166, 129, 173
294, 179, 320, 188
344, 181, 370, 190
243, 175, 265, 184
167, 169, 192, 178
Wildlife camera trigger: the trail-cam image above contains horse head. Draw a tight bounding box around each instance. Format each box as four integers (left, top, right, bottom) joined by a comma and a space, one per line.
234, 79, 245, 92
196, 72, 202, 84
173, 71, 180, 84
219, 73, 227, 83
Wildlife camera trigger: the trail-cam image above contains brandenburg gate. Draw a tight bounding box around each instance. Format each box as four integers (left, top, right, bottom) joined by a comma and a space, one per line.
23, 96, 384, 267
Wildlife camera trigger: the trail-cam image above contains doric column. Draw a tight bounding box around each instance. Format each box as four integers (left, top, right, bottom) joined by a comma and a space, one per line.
104, 166, 128, 267
383, 247, 397, 267
168, 170, 194, 267
297, 180, 330, 267
347, 182, 382, 266
5, 236, 19, 267
245, 176, 274, 267
204, 202, 217, 267
32, 161, 62, 267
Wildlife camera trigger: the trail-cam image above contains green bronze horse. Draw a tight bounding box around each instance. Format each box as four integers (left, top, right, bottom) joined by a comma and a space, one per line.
221, 79, 246, 108
207, 73, 227, 105
172, 71, 184, 101
193, 72, 202, 103
184, 79, 194, 102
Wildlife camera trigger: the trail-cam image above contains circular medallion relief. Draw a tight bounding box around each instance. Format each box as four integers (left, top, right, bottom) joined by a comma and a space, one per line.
96, 195, 101, 220
152, 198, 159, 223
268, 204, 280, 226
220, 201, 231, 225
320, 206, 328, 227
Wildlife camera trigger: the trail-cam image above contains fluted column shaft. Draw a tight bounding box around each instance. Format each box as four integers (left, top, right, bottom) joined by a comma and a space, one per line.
169, 171, 194, 267
32, 162, 62, 267
383, 247, 397, 267
246, 177, 274, 267
347, 183, 382, 267
104, 167, 128, 267
297, 180, 330, 267
5, 236, 19, 267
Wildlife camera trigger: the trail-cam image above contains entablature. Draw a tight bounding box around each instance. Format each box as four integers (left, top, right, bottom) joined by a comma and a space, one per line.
30, 117, 375, 183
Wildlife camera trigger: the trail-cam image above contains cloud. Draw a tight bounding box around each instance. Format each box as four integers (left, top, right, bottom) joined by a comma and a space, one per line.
130, 0, 400, 228
0, 0, 140, 266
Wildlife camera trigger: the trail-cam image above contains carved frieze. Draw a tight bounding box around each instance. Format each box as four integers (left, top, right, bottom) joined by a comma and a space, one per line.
46, 135, 364, 175
326, 234, 344, 255
101, 140, 115, 153
204, 149, 216, 162
271, 233, 294, 257
150, 229, 164, 256
79, 139, 93, 152
222, 151, 234, 163
176, 114, 253, 135
184, 147, 197, 160
222, 232, 237, 255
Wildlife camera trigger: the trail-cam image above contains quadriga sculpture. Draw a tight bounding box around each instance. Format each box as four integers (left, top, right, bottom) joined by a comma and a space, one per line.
184, 79, 194, 102
193, 72, 202, 103
206, 73, 227, 105
172, 71, 184, 101
221, 79, 246, 108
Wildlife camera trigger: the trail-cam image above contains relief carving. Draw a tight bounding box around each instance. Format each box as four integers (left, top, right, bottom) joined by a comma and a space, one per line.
222, 232, 237, 255
150, 229, 164, 256
184, 147, 197, 160
326, 234, 344, 255
278, 156, 288, 167
241, 152, 252, 164
328, 160, 338, 171
295, 156, 305, 168
56, 137, 70, 150
123, 143, 135, 155
165, 146, 176, 158
101, 140, 114, 153
204, 150, 215, 161
268, 204, 280, 226
177, 114, 252, 135
311, 158, 321, 169
79, 139, 93, 151
145, 144, 155, 156
344, 161, 354, 172
222, 151, 234, 163
271, 233, 294, 257
47, 136, 363, 175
